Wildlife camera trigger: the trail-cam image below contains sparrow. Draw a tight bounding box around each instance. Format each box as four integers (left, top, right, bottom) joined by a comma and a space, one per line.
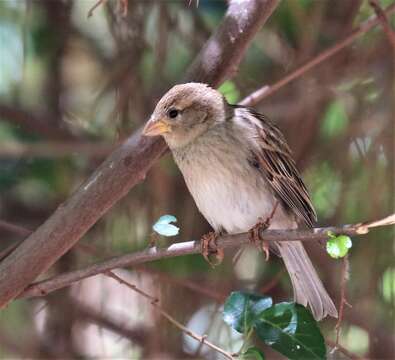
143, 82, 338, 320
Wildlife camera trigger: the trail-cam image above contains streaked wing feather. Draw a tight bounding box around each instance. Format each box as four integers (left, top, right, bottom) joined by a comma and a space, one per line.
244, 108, 317, 228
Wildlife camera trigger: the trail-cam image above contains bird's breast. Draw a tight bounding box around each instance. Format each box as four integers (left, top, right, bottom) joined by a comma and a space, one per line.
172, 133, 290, 233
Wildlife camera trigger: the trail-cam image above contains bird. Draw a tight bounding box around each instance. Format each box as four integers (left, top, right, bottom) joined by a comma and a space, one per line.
143, 82, 338, 320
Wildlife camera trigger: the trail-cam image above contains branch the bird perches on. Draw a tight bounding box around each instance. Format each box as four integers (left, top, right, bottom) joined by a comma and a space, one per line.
19, 214, 395, 299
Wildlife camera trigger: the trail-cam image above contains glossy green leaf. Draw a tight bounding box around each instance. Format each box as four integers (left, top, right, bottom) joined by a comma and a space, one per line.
223, 291, 272, 333
242, 347, 266, 360
326, 232, 352, 259
152, 215, 179, 237
254, 302, 326, 360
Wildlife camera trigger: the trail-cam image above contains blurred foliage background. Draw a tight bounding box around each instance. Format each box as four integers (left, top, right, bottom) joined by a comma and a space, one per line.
0, 0, 394, 358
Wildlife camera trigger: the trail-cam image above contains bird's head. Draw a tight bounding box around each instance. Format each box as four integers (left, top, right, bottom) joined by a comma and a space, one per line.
143, 83, 227, 149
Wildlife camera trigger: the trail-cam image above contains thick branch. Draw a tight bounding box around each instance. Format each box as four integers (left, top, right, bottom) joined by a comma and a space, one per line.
0, 0, 280, 308
19, 214, 394, 299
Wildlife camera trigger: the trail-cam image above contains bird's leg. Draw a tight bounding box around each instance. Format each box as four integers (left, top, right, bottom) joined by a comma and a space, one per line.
200, 231, 224, 267
248, 201, 279, 261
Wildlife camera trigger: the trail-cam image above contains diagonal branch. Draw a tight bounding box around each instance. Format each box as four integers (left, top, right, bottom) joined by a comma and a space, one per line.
240, 2, 395, 107
0, 0, 280, 308
369, 0, 395, 48
106, 271, 235, 359
19, 214, 394, 299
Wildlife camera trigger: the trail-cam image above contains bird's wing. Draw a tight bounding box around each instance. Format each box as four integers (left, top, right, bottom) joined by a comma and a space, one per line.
237, 107, 317, 228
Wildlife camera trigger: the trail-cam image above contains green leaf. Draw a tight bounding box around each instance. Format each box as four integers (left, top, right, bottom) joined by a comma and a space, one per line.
321, 100, 349, 138
242, 347, 266, 360
218, 80, 240, 104
326, 233, 352, 259
254, 303, 326, 360
223, 291, 272, 333
152, 215, 179, 237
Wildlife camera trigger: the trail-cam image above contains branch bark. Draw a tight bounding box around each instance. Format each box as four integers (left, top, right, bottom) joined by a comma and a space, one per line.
0, 0, 280, 308
19, 214, 394, 299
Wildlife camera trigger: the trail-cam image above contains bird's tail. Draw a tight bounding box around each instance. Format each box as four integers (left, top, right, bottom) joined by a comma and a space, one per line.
276, 241, 338, 320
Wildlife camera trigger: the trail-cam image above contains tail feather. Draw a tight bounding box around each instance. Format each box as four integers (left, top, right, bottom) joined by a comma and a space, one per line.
276, 241, 338, 320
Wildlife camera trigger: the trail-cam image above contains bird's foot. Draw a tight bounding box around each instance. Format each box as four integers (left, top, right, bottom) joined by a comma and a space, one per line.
200, 231, 224, 267
249, 218, 270, 261
248, 202, 280, 261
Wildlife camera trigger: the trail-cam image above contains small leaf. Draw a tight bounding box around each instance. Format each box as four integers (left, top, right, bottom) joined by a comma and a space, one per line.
242, 347, 265, 360
223, 292, 272, 333
218, 80, 240, 103
326, 234, 352, 259
155, 214, 177, 225
152, 215, 179, 237
254, 303, 326, 360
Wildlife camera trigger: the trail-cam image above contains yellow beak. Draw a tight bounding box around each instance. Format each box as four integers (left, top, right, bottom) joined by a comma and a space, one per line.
142, 119, 172, 137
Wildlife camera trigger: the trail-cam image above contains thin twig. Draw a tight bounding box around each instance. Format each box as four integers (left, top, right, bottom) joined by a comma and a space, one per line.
73, 299, 148, 345
0, 141, 114, 158
260, 269, 285, 294
0, 220, 31, 261
0, 104, 75, 140
138, 267, 227, 302
87, 0, 108, 18
106, 271, 234, 359
240, 2, 395, 107
0, 220, 32, 237
334, 255, 351, 350
369, 0, 395, 48
327, 340, 363, 360
19, 214, 395, 299
120, 0, 128, 16
0, 241, 23, 262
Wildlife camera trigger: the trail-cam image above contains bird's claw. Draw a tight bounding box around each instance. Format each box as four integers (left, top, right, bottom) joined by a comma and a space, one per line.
200, 231, 224, 267
249, 217, 270, 261
249, 202, 279, 261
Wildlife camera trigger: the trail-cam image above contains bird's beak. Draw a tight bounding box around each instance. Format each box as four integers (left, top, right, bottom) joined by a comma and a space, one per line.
142, 118, 172, 137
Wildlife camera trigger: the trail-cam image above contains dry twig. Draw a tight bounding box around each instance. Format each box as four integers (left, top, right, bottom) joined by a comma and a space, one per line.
0, 141, 114, 158
87, 0, 108, 18
334, 256, 351, 350
240, 2, 395, 107
106, 271, 234, 359
327, 340, 363, 360
369, 0, 395, 48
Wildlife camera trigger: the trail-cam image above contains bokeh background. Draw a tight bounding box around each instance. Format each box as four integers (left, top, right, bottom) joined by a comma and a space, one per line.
0, 0, 394, 358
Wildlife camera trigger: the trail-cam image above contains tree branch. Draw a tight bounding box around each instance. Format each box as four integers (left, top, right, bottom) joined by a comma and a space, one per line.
0, 141, 114, 158
106, 271, 234, 360
240, 2, 395, 107
73, 300, 149, 346
0, 104, 75, 141
369, 0, 395, 49
19, 214, 394, 300
0, 0, 280, 308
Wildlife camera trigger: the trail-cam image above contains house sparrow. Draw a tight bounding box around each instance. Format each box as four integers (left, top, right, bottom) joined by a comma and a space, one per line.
143, 83, 338, 320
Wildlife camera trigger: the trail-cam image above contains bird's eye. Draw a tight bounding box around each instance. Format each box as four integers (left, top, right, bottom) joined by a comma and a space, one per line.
168, 109, 179, 119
